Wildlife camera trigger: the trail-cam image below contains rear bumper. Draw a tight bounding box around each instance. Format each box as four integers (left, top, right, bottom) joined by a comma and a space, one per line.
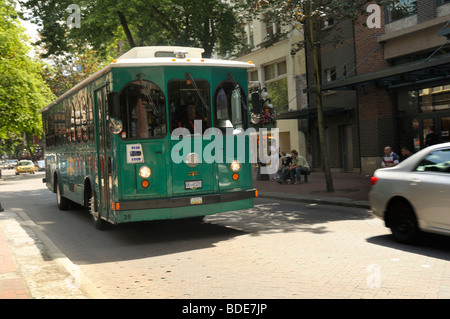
16, 169, 34, 173
117, 188, 258, 211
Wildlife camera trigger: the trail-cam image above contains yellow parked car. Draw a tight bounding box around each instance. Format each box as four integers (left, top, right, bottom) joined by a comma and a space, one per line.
15, 160, 35, 175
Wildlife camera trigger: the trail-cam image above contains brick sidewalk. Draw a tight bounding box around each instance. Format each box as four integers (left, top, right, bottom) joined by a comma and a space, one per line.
0, 170, 371, 299
253, 171, 372, 204
0, 230, 29, 299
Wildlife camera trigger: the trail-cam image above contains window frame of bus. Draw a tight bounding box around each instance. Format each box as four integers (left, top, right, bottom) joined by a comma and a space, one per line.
213, 80, 249, 133
118, 80, 167, 140
168, 78, 211, 135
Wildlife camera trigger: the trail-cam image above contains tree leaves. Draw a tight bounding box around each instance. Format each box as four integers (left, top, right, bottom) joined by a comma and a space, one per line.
20, 0, 244, 58
0, 0, 54, 142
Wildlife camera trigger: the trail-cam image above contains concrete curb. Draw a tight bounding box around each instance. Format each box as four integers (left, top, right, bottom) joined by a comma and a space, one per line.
14, 210, 105, 299
259, 192, 371, 209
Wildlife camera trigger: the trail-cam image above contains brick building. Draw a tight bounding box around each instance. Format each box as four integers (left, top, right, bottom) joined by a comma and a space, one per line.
278, 19, 360, 172
281, 0, 450, 174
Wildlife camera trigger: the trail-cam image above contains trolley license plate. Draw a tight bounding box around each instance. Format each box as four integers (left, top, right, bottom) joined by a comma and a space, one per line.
190, 197, 203, 205
185, 180, 202, 190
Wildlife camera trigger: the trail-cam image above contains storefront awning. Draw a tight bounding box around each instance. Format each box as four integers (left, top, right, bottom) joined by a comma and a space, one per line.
277, 106, 353, 120
308, 54, 450, 92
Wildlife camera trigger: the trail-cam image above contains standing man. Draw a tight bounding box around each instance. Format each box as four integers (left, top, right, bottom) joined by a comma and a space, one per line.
381, 146, 399, 167
425, 126, 440, 147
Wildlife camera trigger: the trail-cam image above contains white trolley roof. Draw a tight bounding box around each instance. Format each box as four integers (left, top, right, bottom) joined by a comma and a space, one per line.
112, 46, 255, 68
41, 46, 254, 112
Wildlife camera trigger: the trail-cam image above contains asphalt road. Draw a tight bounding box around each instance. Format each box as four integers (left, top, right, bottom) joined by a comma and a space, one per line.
1, 172, 450, 299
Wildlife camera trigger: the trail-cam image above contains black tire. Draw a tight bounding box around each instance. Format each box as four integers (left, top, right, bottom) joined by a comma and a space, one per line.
89, 195, 107, 230
388, 202, 419, 244
184, 215, 205, 223
56, 179, 71, 210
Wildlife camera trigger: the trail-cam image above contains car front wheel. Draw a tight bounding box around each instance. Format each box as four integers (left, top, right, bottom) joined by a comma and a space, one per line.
388, 202, 419, 244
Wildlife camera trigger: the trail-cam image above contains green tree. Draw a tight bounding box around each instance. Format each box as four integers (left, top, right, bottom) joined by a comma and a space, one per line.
41, 48, 108, 97
0, 0, 54, 155
20, 0, 245, 58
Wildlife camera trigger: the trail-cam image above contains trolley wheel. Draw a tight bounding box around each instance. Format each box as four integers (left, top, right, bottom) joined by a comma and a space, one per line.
89, 195, 107, 230
56, 179, 71, 210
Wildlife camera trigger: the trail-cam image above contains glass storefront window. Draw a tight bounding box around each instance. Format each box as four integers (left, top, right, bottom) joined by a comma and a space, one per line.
386, 0, 417, 23
419, 86, 450, 113
441, 117, 450, 143
398, 85, 450, 152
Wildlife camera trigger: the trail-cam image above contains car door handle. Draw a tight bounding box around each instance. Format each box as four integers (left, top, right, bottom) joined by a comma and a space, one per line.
410, 178, 421, 185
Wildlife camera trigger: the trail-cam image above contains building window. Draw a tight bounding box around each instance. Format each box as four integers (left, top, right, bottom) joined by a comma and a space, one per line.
437, 0, 450, 6
241, 23, 254, 48
264, 64, 276, 81
263, 60, 288, 114
266, 22, 274, 38
386, 0, 417, 23
323, 18, 334, 29
264, 60, 287, 81
324, 67, 337, 82
266, 78, 288, 114
277, 61, 287, 76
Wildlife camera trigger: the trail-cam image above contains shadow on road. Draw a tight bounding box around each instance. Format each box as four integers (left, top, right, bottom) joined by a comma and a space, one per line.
1, 175, 374, 265
366, 233, 450, 262
206, 201, 373, 236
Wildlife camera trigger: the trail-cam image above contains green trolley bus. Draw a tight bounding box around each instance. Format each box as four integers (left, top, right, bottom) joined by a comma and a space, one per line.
41, 46, 258, 229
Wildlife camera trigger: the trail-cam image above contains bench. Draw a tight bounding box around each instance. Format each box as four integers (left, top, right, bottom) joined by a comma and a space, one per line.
301, 170, 310, 182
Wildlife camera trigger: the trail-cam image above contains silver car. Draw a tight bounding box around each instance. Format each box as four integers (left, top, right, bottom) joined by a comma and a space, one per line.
370, 142, 450, 244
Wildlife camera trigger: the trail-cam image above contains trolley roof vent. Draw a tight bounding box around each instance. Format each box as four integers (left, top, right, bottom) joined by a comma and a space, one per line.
117, 46, 204, 60
174, 50, 188, 58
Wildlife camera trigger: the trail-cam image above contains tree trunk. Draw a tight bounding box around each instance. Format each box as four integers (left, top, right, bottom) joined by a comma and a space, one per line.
307, 3, 334, 193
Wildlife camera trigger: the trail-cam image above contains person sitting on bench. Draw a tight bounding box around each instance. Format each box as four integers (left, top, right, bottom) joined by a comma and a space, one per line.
277, 149, 310, 184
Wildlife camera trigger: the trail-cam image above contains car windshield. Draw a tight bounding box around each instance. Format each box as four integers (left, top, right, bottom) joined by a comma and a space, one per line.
18, 161, 32, 166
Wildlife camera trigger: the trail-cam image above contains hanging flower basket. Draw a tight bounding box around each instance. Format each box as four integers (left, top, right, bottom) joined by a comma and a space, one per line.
251, 107, 277, 129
